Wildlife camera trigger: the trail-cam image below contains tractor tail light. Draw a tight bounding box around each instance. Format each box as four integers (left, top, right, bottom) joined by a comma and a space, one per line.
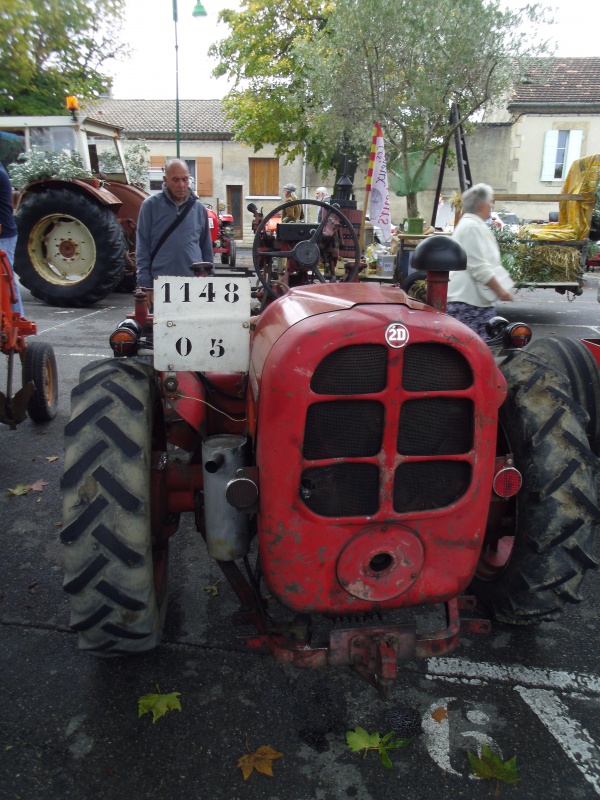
493, 467, 522, 498
504, 323, 532, 349
110, 319, 141, 357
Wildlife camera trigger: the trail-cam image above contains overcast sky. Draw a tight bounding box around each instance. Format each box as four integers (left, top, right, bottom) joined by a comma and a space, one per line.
109, 0, 598, 101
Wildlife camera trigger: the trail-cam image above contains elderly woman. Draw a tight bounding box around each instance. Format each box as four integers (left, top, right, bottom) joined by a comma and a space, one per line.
446, 183, 513, 340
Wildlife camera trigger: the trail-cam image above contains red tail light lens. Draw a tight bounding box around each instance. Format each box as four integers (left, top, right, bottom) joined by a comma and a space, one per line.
493, 467, 522, 498
505, 323, 532, 349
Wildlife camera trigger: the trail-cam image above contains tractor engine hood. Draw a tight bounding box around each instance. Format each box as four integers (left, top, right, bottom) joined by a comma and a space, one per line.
250, 284, 507, 616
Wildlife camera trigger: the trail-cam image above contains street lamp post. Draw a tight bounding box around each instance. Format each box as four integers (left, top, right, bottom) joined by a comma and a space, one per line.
173, 0, 207, 160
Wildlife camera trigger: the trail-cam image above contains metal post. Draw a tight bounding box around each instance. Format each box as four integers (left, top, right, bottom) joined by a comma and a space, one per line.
173, 0, 180, 159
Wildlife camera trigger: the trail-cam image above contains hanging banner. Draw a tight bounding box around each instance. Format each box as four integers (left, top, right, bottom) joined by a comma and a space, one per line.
366, 122, 392, 243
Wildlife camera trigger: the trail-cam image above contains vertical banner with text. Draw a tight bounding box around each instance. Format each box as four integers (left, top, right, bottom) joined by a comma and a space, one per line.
366, 122, 392, 243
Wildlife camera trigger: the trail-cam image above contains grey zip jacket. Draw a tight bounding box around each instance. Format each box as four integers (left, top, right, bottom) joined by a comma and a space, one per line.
136, 186, 214, 288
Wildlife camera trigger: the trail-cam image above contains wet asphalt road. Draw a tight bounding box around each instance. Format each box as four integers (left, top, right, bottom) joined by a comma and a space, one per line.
2, 259, 600, 800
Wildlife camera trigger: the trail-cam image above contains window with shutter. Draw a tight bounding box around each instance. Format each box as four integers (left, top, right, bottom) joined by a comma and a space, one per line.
540, 130, 583, 182
249, 158, 279, 196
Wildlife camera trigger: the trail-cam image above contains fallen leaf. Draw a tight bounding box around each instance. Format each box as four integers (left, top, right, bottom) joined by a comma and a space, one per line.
468, 744, 519, 795
54, 521, 62, 527
346, 726, 413, 769
138, 690, 181, 723
432, 707, 449, 723
30, 480, 49, 492
7, 484, 31, 496
45, 456, 59, 462
28, 580, 39, 589
203, 579, 222, 596
238, 745, 283, 781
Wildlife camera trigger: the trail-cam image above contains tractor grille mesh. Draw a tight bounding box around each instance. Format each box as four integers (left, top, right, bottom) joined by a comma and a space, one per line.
310, 345, 387, 395
394, 461, 471, 512
304, 401, 384, 460
403, 344, 472, 391
301, 464, 379, 517
397, 398, 473, 455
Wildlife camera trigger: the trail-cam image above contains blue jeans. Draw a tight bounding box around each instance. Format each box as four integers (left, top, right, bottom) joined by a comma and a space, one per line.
1, 235, 24, 315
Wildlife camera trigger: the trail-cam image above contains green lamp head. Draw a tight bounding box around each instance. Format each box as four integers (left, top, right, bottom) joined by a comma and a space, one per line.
192, 0, 207, 16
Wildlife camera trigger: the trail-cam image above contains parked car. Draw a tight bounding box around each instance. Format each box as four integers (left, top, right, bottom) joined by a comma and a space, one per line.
489, 211, 521, 234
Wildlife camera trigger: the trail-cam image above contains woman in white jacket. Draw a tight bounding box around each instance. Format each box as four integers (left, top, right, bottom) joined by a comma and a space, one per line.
447, 183, 514, 340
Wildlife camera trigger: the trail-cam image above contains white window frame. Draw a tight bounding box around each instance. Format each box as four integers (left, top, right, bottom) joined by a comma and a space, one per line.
540, 129, 583, 181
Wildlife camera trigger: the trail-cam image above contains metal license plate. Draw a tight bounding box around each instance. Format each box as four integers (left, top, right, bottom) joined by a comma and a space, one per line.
153, 276, 251, 372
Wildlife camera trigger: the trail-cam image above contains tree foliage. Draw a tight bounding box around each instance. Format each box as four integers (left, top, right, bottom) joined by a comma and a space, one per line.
209, 0, 332, 167
212, 0, 553, 214
0, 0, 128, 115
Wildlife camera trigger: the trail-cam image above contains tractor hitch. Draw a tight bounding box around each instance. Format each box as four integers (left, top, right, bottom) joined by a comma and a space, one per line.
237, 597, 491, 699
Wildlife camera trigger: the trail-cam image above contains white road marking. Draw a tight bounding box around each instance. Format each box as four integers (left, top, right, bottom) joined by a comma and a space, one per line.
516, 687, 600, 795
419, 658, 600, 793
37, 306, 117, 334
425, 657, 600, 695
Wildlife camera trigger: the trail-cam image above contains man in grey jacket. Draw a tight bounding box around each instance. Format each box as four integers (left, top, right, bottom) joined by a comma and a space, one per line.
136, 159, 214, 300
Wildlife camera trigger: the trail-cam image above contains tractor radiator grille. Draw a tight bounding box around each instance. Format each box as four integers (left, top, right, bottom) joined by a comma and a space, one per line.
397, 398, 473, 455
311, 344, 387, 394
304, 401, 384, 460
300, 343, 474, 517
394, 462, 471, 512
403, 344, 472, 391
301, 464, 380, 517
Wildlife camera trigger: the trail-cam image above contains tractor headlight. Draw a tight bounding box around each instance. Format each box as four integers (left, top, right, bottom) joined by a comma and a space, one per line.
109, 319, 142, 357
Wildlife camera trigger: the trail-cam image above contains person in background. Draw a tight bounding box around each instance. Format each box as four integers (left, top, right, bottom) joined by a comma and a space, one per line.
315, 186, 331, 222
446, 183, 513, 340
136, 159, 213, 306
281, 183, 302, 223
0, 161, 24, 315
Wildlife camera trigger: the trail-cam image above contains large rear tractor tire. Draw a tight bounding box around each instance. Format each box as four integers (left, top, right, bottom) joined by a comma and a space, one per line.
471, 349, 600, 624
15, 188, 127, 307
22, 340, 58, 422
526, 336, 600, 455
61, 358, 169, 654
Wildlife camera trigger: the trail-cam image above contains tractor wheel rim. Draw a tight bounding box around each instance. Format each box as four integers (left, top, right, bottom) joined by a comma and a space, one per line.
28, 214, 96, 285
44, 358, 55, 406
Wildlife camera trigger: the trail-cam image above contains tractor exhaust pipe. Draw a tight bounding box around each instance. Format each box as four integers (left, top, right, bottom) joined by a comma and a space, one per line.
202, 434, 250, 560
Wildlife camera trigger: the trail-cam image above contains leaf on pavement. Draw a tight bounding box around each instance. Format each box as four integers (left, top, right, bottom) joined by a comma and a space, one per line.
30, 480, 49, 492
432, 707, 449, 723
7, 484, 31, 496
238, 745, 283, 780
346, 726, 381, 753
468, 744, 519, 793
45, 456, 60, 462
138, 690, 181, 723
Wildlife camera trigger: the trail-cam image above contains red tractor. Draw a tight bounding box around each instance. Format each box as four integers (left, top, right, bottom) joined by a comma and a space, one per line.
1, 246, 58, 428
60, 199, 600, 698
206, 203, 236, 267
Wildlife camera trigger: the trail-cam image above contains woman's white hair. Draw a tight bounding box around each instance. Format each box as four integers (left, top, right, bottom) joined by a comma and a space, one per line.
461, 183, 494, 214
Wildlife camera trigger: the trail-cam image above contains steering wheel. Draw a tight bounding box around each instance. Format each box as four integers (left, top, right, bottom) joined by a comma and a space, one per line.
252, 199, 361, 301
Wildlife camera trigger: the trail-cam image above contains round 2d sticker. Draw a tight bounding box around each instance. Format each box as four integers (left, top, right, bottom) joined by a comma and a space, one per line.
385, 323, 409, 348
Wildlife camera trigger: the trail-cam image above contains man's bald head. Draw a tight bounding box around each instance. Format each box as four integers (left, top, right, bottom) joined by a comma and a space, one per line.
164, 159, 190, 204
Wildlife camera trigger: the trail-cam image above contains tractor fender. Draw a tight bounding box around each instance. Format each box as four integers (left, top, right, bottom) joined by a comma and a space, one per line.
18, 178, 123, 211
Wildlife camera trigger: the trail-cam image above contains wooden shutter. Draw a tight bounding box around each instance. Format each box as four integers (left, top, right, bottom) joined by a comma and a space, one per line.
195, 157, 213, 196
540, 130, 559, 181
249, 158, 279, 195
564, 130, 583, 177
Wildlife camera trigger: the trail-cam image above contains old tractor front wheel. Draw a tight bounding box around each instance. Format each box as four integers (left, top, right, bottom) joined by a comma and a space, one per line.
61, 358, 169, 654
22, 340, 58, 422
15, 188, 126, 307
471, 349, 600, 624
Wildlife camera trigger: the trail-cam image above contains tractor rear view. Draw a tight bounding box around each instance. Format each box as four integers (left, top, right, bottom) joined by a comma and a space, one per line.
0, 111, 147, 307
60, 202, 600, 698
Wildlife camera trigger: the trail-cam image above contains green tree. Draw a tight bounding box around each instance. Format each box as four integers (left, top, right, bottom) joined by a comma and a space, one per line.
212, 0, 552, 215
209, 0, 333, 167
0, 0, 128, 116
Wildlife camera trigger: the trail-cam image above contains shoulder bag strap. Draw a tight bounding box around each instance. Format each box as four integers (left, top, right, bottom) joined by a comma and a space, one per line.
149, 198, 196, 266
